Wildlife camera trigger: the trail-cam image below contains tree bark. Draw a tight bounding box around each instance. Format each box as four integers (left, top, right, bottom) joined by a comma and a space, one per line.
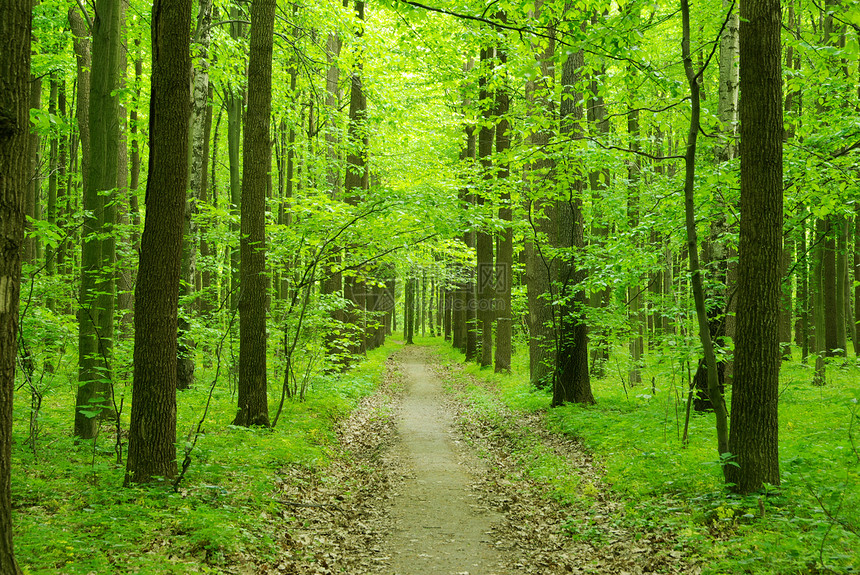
476, 47, 495, 368
234, 0, 276, 427
726, 0, 783, 493
177, 0, 214, 390
587, 46, 611, 378
552, 45, 593, 406
24, 0, 41, 265
125, 0, 192, 484
342, 0, 369, 359
524, 21, 555, 388
813, 218, 827, 384
226, 7, 245, 312
0, 0, 30, 569
494, 46, 513, 374
76, 0, 121, 439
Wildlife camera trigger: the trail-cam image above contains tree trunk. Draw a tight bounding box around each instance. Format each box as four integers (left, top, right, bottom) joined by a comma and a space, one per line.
342, 0, 369, 358
177, 0, 213, 390
405, 276, 414, 344
226, 7, 245, 312
824, 219, 838, 356
46, 76, 59, 295
25, 0, 41, 265
234, 0, 276, 428
0, 0, 30, 568
321, 25, 344, 359
476, 47, 495, 368
552, 45, 593, 406
726, 0, 783, 493
463, 125, 478, 363
525, 22, 555, 388
124, 0, 192, 484
199, 85, 215, 316
813, 218, 827, 384
494, 47, 513, 374
76, 0, 121, 439
836, 219, 847, 356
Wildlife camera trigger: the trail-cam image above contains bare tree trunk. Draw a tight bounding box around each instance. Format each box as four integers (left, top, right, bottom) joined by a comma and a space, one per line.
726, 0, 783, 493
234, 0, 276, 427
226, 7, 245, 312
494, 45, 513, 374
476, 47, 495, 368
524, 18, 555, 388
552, 44, 593, 406
177, 0, 213, 390
125, 0, 192, 484
0, 0, 31, 567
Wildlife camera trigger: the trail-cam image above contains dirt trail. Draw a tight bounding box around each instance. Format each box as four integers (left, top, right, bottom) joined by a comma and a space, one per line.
384, 351, 506, 575
271, 346, 699, 575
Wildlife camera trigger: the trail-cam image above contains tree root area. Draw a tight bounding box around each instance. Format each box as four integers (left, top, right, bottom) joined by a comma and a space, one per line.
261, 346, 700, 574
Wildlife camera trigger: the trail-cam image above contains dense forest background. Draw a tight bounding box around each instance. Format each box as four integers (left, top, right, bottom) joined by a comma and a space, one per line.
1, 0, 859, 571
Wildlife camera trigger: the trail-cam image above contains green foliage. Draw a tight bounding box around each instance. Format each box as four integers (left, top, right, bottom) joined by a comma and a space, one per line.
11, 337, 400, 573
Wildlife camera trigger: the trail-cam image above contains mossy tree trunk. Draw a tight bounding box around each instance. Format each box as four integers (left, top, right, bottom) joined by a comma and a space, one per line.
76, 0, 121, 439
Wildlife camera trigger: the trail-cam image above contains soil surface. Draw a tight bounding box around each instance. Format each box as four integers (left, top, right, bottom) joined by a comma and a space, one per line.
268, 346, 700, 575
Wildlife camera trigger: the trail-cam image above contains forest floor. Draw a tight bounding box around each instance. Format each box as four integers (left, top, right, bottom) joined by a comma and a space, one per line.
268, 346, 700, 574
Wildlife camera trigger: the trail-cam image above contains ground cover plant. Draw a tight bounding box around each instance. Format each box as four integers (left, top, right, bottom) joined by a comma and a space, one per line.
11, 339, 400, 574
430, 340, 860, 575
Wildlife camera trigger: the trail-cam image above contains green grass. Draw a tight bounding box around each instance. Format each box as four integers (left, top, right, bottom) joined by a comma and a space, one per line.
430, 338, 860, 575
11, 337, 402, 574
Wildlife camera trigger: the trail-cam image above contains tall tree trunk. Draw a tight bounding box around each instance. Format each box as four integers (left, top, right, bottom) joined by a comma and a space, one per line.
234, 0, 276, 427
321, 25, 344, 359
836, 219, 847, 356
125, 0, 192, 484
405, 276, 414, 344
525, 20, 555, 388
463, 126, 478, 363
177, 0, 213, 390
55, 78, 68, 284
46, 76, 59, 294
76, 0, 121, 439
116, 1, 133, 333
552, 45, 593, 406
343, 0, 369, 358
199, 85, 215, 316
0, 0, 31, 568
494, 46, 513, 374
813, 218, 827, 384
476, 47, 495, 368
226, 7, 245, 311
824, 219, 839, 356
25, 0, 41, 265
726, 0, 783, 493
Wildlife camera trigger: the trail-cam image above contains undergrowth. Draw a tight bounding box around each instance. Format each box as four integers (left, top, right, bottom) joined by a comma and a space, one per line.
11, 338, 401, 574
431, 339, 860, 575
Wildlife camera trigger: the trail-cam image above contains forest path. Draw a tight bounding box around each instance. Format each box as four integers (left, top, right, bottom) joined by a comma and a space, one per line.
274, 345, 699, 574
382, 347, 506, 575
